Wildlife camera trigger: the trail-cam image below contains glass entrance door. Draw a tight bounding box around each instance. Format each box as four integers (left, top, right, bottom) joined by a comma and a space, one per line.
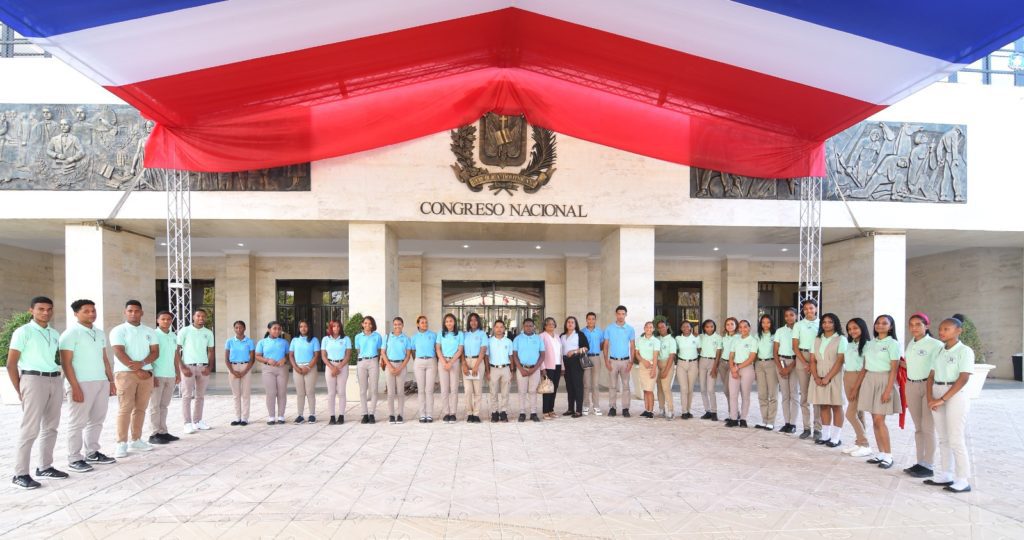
442, 281, 545, 338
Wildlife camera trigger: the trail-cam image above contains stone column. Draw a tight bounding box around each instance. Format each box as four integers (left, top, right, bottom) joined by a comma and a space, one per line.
565, 255, 590, 320
64, 224, 156, 333
601, 227, 655, 401
721, 256, 755, 323
348, 223, 399, 332
224, 252, 256, 341
823, 233, 907, 336
399, 254, 423, 326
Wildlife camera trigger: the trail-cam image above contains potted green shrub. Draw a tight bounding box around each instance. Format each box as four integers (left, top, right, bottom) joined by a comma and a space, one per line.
0, 310, 33, 405
344, 313, 363, 400
956, 314, 995, 399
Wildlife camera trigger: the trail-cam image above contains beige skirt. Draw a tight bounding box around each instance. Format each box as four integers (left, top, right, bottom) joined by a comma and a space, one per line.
857, 371, 901, 415
808, 356, 844, 406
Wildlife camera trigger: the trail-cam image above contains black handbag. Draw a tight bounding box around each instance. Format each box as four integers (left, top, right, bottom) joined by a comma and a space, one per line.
579, 352, 594, 369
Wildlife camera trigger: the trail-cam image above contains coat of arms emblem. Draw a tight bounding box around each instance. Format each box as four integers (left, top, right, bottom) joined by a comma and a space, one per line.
450, 113, 556, 195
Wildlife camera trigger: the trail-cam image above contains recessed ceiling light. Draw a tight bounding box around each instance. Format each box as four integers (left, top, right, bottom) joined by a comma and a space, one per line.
237, 243, 245, 247
462, 244, 469, 249
535, 245, 542, 250
160, 242, 167, 246
712, 246, 719, 251
781, 247, 789, 252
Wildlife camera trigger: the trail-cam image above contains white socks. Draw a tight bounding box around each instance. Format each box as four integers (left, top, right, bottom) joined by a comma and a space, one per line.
830, 424, 841, 443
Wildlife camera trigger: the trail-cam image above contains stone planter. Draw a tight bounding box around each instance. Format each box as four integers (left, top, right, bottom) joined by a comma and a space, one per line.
0, 374, 22, 405
964, 363, 995, 399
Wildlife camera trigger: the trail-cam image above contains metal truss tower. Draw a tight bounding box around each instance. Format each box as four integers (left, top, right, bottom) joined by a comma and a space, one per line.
798, 176, 823, 309
166, 170, 193, 331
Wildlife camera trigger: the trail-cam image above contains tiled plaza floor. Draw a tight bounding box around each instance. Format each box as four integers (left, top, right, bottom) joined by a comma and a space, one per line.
1, 381, 1022, 539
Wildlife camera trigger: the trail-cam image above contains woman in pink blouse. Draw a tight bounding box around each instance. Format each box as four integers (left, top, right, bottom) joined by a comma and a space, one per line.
540, 317, 564, 420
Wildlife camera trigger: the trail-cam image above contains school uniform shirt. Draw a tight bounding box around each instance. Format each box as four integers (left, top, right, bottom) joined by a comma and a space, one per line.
604, 323, 635, 359
721, 334, 739, 362
289, 336, 321, 365
698, 333, 722, 358
635, 335, 660, 362
413, 330, 438, 358
580, 326, 603, 355
322, 335, 352, 361
354, 332, 383, 359
438, 331, 464, 358
463, 329, 488, 357
225, 336, 255, 363
774, 325, 796, 356
756, 332, 775, 359
513, 332, 545, 366
658, 334, 677, 363
863, 336, 900, 372
817, 334, 848, 356
932, 341, 975, 383
675, 334, 700, 360
905, 335, 944, 381
488, 336, 513, 365
732, 335, 758, 364
59, 323, 107, 382
177, 325, 214, 365
10, 321, 60, 373
843, 339, 865, 372
794, 318, 820, 351
256, 337, 289, 361
110, 322, 156, 371
382, 333, 411, 362
153, 328, 178, 378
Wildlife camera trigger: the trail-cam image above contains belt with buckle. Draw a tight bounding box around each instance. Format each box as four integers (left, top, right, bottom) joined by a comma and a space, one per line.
358, 356, 380, 360
587, 353, 600, 357
779, 355, 795, 360
676, 358, 698, 362
20, 370, 60, 377
490, 363, 510, 368
908, 378, 928, 383
329, 359, 347, 363
699, 356, 716, 360
799, 348, 810, 352
757, 357, 774, 362
610, 356, 629, 361
934, 381, 955, 386
229, 361, 251, 364
185, 363, 206, 366
416, 356, 434, 359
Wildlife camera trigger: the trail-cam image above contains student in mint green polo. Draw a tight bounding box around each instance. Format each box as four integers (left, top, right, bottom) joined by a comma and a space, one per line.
926, 316, 975, 494
903, 312, 943, 479
792, 299, 821, 440
224, 321, 255, 427
773, 308, 799, 433
697, 319, 722, 421
603, 305, 635, 417
60, 299, 116, 473
8, 296, 65, 490
109, 300, 159, 458
148, 311, 180, 445
177, 309, 215, 433
512, 318, 545, 422
382, 317, 413, 424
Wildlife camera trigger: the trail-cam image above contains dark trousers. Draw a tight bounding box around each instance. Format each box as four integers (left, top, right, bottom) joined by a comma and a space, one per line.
542, 368, 562, 413
563, 356, 585, 413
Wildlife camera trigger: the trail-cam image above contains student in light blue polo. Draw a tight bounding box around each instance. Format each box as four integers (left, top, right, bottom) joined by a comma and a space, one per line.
321, 320, 352, 424
412, 316, 438, 423
580, 312, 603, 416
436, 313, 464, 424
488, 320, 513, 423
512, 318, 545, 422
289, 320, 320, 424
383, 317, 413, 424
603, 305, 635, 417
354, 316, 383, 425
224, 321, 255, 427
256, 321, 289, 425
462, 313, 488, 423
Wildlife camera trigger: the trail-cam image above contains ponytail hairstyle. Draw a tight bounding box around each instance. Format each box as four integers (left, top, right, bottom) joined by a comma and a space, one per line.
846, 317, 869, 356
757, 314, 774, 338
909, 312, 932, 337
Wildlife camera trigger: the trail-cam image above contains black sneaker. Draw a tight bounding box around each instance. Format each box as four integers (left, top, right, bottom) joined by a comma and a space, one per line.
389, 415, 397, 424
530, 413, 540, 422
491, 412, 500, 423
426, 416, 433, 423
518, 413, 527, 422
739, 420, 748, 428
682, 413, 693, 419
780, 424, 796, 434
368, 415, 376, 424
419, 417, 428, 424
148, 434, 169, 445
68, 460, 93, 473
699, 411, 712, 420
329, 416, 337, 425
449, 415, 457, 423
709, 413, 719, 421
799, 429, 812, 439
162, 433, 180, 442
396, 415, 404, 424
35, 467, 69, 479
907, 465, 934, 478
230, 420, 240, 426
622, 409, 631, 418
276, 420, 286, 425
725, 419, 737, 427
11, 475, 40, 490
361, 415, 369, 425
86, 452, 116, 465
294, 416, 306, 424
337, 416, 345, 425
308, 416, 316, 424
499, 412, 509, 422
608, 408, 617, 417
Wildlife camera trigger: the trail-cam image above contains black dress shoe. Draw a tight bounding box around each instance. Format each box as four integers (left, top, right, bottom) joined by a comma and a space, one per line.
329, 416, 337, 425
682, 413, 693, 419
294, 416, 306, 424
724, 419, 736, 427
924, 479, 954, 487
699, 411, 712, 420
826, 440, 842, 448
878, 459, 894, 469
738, 420, 748, 428
419, 417, 428, 423
230, 420, 240, 426
499, 412, 509, 422
368, 415, 376, 424
148, 434, 169, 445
396, 416, 404, 424
709, 413, 719, 421
35, 467, 69, 479
562, 411, 574, 416
943, 485, 971, 493
491, 412, 500, 423
815, 438, 829, 445
622, 409, 631, 418
866, 457, 883, 464
530, 413, 540, 422
518, 413, 527, 422
337, 416, 345, 424
239, 421, 248, 426
608, 408, 617, 417
572, 413, 582, 418
308, 415, 316, 424
388, 415, 396, 424
799, 429, 812, 439
906, 465, 934, 478
361, 415, 369, 424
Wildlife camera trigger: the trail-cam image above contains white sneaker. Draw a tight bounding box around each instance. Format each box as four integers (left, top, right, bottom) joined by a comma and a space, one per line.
583, 407, 590, 415
113, 442, 128, 458
850, 446, 874, 458
841, 445, 858, 454
183, 423, 196, 435
195, 420, 211, 430
666, 413, 675, 420
129, 440, 153, 452
594, 408, 603, 416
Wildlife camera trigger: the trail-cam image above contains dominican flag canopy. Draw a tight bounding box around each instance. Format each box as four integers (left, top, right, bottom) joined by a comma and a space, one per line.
2, 1, 1022, 176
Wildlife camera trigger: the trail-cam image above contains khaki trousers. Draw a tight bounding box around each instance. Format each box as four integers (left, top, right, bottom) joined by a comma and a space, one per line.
115, 371, 154, 443
464, 368, 483, 416
517, 369, 541, 414
228, 369, 252, 420
293, 367, 318, 416
582, 356, 602, 410
933, 388, 970, 481
843, 371, 869, 446
385, 363, 407, 417
716, 359, 732, 406
754, 359, 779, 425
357, 358, 379, 415
325, 362, 349, 417
438, 358, 461, 416
15, 374, 62, 476
414, 358, 437, 418
698, 357, 718, 413
675, 359, 699, 413
66, 380, 109, 463
489, 365, 511, 413
181, 365, 209, 423
727, 365, 755, 421
149, 376, 175, 435
607, 360, 631, 410
906, 380, 936, 466
262, 364, 288, 418
794, 357, 821, 431
656, 361, 675, 413
779, 358, 800, 425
